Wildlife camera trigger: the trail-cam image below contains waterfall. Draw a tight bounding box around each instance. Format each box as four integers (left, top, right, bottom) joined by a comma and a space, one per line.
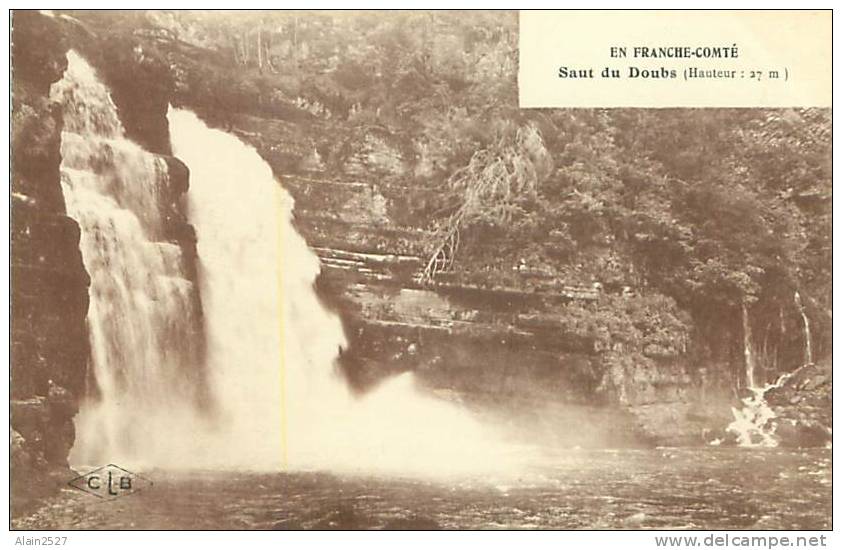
53, 51, 206, 467
53, 50, 510, 477
725, 299, 780, 447
741, 300, 756, 388
794, 291, 813, 365
165, 108, 512, 476
727, 388, 777, 447
726, 372, 795, 447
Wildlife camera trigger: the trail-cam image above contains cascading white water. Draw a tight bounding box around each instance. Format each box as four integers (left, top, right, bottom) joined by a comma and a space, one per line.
727, 300, 779, 447
794, 291, 813, 365
728, 298, 806, 447
727, 389, 778, 447
167, 107, 513, 476
53, 51, 206, 468
728, 293, 816, 447
726, 372, 797, 447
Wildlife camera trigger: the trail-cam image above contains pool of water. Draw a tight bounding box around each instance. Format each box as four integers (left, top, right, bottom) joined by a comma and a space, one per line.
13, 447, 831, 530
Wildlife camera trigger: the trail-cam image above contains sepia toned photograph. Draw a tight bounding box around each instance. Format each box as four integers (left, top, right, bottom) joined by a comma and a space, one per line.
8, 8, 832, 536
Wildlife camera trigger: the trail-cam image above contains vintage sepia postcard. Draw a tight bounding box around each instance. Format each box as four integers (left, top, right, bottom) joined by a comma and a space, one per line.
7, 7, 833, 545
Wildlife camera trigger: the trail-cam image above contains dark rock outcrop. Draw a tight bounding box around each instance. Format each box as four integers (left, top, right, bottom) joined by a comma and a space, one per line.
766, 361, 832, 448
11, 10, 87, 513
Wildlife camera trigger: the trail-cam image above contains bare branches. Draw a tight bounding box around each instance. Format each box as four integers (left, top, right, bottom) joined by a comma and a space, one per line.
416, 124, 549, 284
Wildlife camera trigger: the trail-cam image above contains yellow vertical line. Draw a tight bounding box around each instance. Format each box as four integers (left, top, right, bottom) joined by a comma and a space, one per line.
275, 183, 289, 469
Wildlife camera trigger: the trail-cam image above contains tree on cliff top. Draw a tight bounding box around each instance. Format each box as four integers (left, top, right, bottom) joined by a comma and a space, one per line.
417, 123, 552, 284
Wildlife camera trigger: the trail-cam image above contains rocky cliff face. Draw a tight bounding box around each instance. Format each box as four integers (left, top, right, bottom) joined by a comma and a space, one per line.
265, 171, 734, 447
766, 361, 832, 448
11, 12, 87, 511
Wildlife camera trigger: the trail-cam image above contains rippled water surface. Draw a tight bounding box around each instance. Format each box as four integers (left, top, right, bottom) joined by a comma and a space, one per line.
15, 448, 831, 530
